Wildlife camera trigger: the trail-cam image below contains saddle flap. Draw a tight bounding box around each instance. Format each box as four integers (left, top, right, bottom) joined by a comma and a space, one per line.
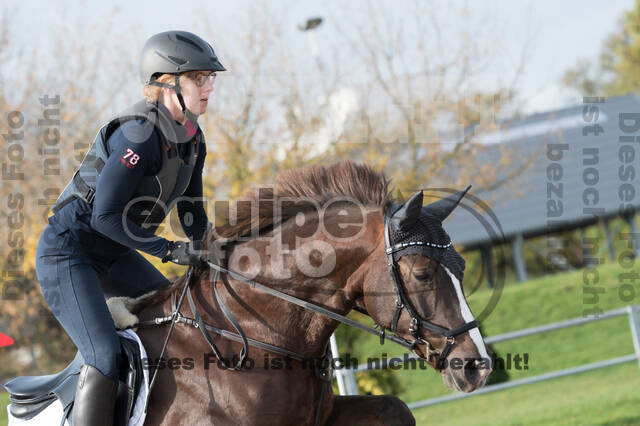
4, 351, 84, 400
6, 335, 144, 420
5, 352, 83, 421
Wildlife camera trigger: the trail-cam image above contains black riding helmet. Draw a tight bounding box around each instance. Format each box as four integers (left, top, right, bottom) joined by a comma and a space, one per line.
140, 30, 226, 124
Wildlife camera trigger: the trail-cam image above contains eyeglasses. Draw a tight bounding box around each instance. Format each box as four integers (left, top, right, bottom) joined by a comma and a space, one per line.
185, 72, 217, 87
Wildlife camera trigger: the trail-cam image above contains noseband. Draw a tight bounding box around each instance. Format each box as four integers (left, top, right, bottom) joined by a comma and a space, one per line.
383, 207, 478, 370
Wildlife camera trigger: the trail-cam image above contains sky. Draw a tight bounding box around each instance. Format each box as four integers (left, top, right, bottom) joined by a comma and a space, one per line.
501, 0, 635, 112
3, 0, 637, 115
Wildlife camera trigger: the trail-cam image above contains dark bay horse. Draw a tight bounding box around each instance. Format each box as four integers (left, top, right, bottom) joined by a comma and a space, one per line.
133, 160, 492, 425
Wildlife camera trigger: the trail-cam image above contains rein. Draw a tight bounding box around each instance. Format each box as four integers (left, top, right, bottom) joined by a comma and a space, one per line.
137, 259, 416, 384
135, 212, 479, 422
203, 259, 416, 350
135, 251, 415, 421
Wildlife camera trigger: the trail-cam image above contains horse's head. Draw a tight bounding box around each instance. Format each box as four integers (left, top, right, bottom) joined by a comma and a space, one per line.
360, 188, 492, 393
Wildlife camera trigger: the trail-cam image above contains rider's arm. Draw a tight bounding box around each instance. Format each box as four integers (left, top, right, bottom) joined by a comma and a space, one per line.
177, 141, 209, 241
90, 121, 170, 258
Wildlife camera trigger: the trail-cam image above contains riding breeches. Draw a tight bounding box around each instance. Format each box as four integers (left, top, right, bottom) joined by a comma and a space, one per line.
35, 224, 171, 381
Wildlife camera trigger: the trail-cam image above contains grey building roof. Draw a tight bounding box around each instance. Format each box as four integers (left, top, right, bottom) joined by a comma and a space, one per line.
436, 94, 640, 250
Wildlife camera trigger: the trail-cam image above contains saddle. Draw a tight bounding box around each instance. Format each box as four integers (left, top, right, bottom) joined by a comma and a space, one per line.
3, 335, 143, 425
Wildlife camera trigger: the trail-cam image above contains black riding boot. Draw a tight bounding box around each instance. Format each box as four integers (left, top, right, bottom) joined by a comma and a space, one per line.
72, 364, 118, 426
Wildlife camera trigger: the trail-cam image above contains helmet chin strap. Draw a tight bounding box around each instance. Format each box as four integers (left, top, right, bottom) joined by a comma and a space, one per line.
170, 75, 200, 126
149, 74, 200, 127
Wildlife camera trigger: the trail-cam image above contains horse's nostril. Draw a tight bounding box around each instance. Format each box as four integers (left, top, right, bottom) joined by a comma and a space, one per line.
472, 359, 492, 379
463, 359, 492, 384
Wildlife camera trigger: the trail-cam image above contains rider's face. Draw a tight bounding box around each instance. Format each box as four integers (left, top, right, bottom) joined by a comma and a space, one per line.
179, 71, 215, 116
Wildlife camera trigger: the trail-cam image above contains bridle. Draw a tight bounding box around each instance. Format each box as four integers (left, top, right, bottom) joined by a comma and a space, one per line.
134, 207, 480, 421
383, 206, 479, 370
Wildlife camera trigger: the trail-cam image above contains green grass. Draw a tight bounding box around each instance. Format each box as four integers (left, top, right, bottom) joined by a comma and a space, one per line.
1, 392, 8, 426
336, 260, 640, 416
413, 362, 640, 426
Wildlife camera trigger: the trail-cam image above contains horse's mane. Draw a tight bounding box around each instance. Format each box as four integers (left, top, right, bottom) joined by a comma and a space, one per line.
124, 160, 392, 317
207, 160, 393, 244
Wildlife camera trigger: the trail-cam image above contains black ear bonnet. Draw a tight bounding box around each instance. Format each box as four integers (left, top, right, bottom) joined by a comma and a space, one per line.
385, 187, 470, 282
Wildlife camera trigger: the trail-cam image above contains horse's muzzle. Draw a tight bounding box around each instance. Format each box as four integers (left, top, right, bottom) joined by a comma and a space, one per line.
441, 357, 492, 393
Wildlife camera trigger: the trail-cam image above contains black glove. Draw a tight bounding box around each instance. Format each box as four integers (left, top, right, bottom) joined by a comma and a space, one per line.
162, 240, 207, 267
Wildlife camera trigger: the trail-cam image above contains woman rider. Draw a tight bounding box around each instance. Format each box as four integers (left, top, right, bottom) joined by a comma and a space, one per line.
35, 30, 224, 426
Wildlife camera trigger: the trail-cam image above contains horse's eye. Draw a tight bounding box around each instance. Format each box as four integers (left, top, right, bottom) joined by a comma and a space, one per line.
414, 270, 433, 283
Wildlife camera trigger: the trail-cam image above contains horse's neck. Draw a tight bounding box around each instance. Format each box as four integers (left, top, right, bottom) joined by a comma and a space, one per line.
215, 208, 382, 357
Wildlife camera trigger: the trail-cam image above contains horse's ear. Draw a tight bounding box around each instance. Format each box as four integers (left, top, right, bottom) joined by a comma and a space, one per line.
422, 186, 471, 222
390, 191, 423, 231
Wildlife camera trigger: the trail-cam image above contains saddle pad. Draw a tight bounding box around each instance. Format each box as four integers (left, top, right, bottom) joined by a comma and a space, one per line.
7, 329, 149, 426
119, 329, 149, 426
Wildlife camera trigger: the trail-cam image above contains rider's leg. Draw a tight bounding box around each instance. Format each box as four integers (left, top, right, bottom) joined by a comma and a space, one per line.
101, 248, 171, 298
36, 225, 120, 425
73, 363, 119, 426
36, 225, 122, 380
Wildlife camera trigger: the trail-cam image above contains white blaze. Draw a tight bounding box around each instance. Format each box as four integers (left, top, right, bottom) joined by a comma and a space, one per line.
442, 266, 491, 365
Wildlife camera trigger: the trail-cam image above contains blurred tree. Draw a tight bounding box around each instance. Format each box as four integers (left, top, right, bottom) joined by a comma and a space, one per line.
0, 6, 146, 378
325, 1, 533, 196
563, 0, 640, 96
0, 1, 534, 391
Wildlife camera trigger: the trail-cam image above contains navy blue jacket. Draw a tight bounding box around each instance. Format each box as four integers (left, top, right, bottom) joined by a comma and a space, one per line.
48, 118, 208, 259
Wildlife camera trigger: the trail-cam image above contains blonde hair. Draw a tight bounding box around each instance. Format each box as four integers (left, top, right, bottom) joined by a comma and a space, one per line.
142, 74, 182, 103
142, 71, 208, 102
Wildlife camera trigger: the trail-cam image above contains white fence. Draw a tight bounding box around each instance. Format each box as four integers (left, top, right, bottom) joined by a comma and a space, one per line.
330, 305, 640, 409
